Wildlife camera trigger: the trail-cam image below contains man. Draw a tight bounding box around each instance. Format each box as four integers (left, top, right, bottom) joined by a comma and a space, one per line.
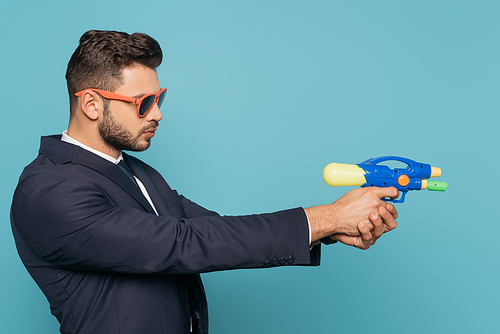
10, 30, 399, 334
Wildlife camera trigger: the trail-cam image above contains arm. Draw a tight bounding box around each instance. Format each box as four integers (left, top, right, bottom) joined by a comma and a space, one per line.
12, 167, 314, 276
137, 158, 320, 263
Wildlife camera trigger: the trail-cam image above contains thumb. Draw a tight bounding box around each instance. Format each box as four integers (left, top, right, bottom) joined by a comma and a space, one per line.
334, 234, 371, 250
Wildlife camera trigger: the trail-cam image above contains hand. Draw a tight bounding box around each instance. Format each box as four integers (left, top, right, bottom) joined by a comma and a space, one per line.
329, 202, 398, 250
305, 187, 399, 242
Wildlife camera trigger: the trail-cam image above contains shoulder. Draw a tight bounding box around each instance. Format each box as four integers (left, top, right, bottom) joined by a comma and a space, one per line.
17, 155, 99, 189
13, 157, 106, 219
11, 160, 113, 240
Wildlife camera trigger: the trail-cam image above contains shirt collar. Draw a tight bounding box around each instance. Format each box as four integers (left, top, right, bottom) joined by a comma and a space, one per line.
61, 130, 123, 165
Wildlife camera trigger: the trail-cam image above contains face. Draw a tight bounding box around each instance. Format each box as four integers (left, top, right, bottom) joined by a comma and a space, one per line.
98, 65, 163, 153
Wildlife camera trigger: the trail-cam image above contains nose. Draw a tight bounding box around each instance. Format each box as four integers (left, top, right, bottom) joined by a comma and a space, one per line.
146, 102, 163, 122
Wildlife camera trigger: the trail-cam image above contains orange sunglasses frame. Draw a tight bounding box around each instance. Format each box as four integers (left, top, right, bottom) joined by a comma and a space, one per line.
75, 88, 167, 117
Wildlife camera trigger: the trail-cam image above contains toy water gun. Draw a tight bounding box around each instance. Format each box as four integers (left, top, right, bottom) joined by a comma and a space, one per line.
323, 156, 449, 203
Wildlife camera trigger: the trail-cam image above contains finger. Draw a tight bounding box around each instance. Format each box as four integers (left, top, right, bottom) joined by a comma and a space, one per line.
385, 203, 399, 219
363, 219, 375, 231
379, 205, 398, 232
356, 221, 372, 250
369, 212, 384, 238
375, 186, 399, 200
357, 221, 372, 241
357, 236, 371, 250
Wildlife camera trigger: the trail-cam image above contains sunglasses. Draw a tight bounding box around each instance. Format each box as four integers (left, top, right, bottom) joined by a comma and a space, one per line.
75, 88, 167, 117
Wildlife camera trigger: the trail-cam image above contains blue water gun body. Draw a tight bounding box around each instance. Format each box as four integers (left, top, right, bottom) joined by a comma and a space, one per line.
323, 156, 449, 203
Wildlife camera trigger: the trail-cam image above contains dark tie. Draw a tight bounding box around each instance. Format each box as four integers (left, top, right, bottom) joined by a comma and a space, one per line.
117, 160, 139, 187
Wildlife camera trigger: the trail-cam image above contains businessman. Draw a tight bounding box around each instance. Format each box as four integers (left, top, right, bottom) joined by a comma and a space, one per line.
10, 30, 399, 334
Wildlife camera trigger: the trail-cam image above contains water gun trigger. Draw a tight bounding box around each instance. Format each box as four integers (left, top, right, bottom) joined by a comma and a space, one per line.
384, 190, 407, 203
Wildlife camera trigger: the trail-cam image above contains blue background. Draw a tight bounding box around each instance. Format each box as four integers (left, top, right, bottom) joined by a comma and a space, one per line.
1, 1, 499, 333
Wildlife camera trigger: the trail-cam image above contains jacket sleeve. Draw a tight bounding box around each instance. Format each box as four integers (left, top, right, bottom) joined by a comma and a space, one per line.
11, 165, 319, 276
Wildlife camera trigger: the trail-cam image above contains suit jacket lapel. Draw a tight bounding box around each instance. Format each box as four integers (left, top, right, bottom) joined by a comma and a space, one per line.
90, 162, 158, 215
124, 154, 171, 217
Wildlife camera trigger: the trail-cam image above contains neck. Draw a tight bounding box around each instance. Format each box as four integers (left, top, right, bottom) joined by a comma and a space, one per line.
67, 123, 121, 159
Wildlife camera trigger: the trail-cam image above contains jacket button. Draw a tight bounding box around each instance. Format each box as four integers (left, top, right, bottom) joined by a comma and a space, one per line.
287, 256, 294, 264
271, 258, 278, 266
264, 261, 271, 267
279, 258, 286, 265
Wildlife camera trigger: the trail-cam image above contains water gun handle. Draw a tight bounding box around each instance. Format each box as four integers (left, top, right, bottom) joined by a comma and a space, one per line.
359, 156, 417, 167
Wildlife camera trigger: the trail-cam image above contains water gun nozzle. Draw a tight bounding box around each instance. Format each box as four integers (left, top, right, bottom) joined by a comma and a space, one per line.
430, 167, 441, 178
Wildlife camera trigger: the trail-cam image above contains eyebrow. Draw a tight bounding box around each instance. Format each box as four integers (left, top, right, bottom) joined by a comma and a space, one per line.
131, 88, 163, 100
131, 93, 146, 100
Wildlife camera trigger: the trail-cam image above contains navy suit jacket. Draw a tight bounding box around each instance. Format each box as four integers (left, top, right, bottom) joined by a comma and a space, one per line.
11, 135, 320, 334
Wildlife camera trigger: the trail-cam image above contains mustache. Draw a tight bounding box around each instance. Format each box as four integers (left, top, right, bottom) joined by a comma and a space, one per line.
141, 121, 159, 133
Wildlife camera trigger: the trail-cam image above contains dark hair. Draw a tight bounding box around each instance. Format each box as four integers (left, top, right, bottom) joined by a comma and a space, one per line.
66, 30, 163, 115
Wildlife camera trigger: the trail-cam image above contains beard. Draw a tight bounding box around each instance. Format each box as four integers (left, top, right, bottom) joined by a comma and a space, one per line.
98, 104, 158, 152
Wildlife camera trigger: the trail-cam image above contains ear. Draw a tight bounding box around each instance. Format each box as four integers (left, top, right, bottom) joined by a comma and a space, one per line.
78, 90, 104, 120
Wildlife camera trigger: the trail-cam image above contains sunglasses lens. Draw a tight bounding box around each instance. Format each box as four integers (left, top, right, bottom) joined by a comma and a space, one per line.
139, 95, 156, 116
157, 90, 167, 108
